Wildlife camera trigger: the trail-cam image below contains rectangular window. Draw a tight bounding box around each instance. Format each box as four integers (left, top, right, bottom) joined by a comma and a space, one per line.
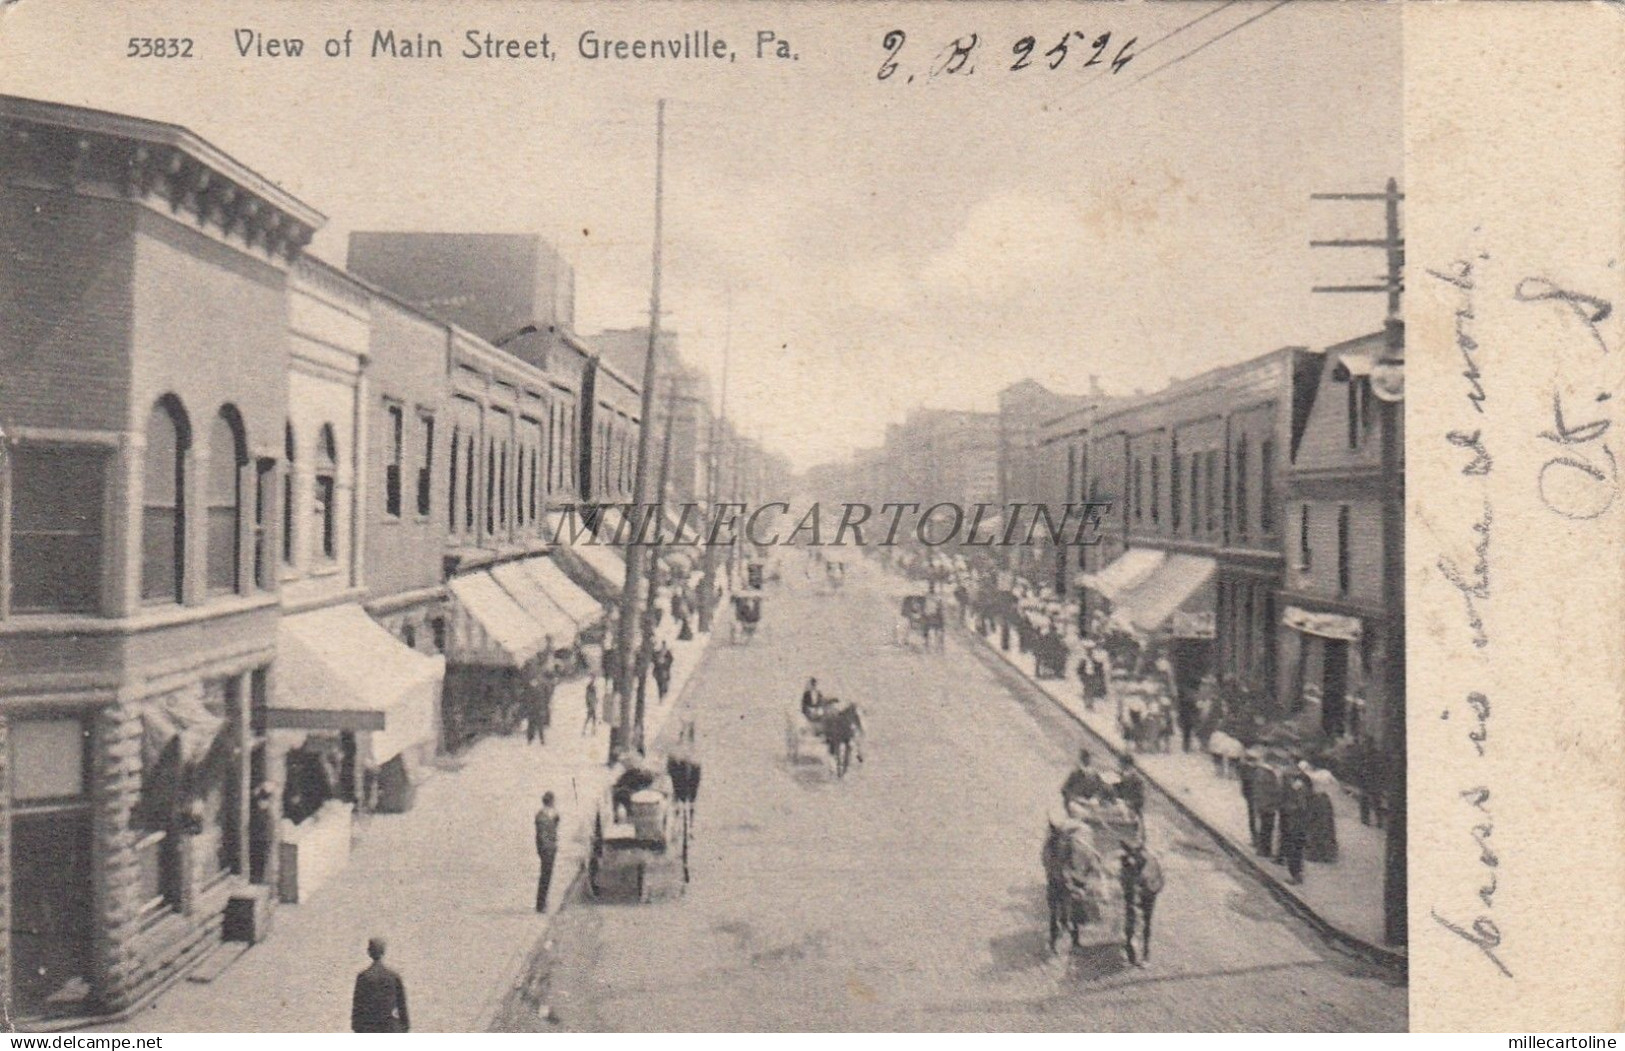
486, 439, 497, 536
1337, 505, 1351, 594
9, 445, 105, 614
1260, 438, 1275, 534
499, 441, 510, 531
1170, 450, 1182, 532
448, 427, 461, 533
385, 403, 403, 518
1234, 435, 1249, 539
1189, 456, 1200, 537
1348, 381, 1360, 449
1133, 458, 1143, 522
10, 717, 88, 801
1300, 504, 1313, 570
1204, 451, 1218, 534
417, 414, 434, 518
464, 435, 476, 533
1150, 454, 1160, 525
253, 459, 274, 590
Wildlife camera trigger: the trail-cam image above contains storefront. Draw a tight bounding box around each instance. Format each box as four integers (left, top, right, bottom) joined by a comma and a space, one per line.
270, 604, 443, 902
444, 572, 548, 750
1112, 553, 1217, 699
1279, 604, 1377, 740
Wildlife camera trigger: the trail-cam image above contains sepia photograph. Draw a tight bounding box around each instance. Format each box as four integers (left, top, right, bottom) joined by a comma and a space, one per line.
6, 0, 1594, 1036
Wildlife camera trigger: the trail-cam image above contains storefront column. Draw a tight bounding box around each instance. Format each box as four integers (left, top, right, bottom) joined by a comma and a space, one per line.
92, 701, 146, 1013
0, 714, 12, 1022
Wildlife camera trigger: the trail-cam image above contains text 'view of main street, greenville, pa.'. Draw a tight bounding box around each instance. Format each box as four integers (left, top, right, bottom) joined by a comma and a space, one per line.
0, 0, 1408, 1033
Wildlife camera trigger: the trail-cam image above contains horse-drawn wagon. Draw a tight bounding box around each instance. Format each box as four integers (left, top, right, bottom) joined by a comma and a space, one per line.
1042, 797, 1141, 953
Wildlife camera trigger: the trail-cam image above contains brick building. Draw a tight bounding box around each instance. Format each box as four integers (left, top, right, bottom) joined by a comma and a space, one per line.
0, 96, 318, 1020
1078, 348, 1310, 708
1277, 329, 1404, 748
996, 380, 1094, 584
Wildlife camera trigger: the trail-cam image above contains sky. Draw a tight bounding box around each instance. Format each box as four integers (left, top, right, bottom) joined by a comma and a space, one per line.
0, 0, 1401, 471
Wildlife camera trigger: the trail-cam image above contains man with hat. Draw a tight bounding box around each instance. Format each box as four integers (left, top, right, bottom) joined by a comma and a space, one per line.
1061, 748, 1108, 810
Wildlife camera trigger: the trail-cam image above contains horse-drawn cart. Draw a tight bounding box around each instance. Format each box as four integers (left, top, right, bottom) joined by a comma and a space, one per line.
588, 774, 688, 902
730, 591, 764, 644
1043, 798, 1141, 953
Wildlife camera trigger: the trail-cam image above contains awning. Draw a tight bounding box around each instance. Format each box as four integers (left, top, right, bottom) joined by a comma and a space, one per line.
274, 604, 444, 765
447, 572, 546, 667
491, 561, 578, 651
1077, 547, 1166, 601
1115, 554, 1217, 637
141, 686, 226, 770
1283, 604, 1365, 641
520, 556, 604, 628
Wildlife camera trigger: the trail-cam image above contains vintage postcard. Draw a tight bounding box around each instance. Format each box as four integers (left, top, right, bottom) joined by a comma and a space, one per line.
0, 0, 1619, 1037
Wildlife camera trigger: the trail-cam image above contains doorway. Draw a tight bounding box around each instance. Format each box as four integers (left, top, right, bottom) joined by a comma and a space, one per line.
12, 810, 94, 1018
1322, 638, 1350, 736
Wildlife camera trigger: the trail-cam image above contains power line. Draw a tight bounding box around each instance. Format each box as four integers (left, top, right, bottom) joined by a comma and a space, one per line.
1098, 0, 1293, 104
1045, 0, 1246, 112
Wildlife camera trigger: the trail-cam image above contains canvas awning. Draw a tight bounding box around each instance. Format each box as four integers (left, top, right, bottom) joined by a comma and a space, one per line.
1336, 352, 1375, 377
1077, 547, 1166, 601
447, 572, 546, 667
1115, 554, 1217, 637
521, 556, 604, 627
273, 604, 444, 765
491, 561, 578, 651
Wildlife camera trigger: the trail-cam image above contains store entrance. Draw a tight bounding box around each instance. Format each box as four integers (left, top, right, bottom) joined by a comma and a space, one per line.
12, 809, 94, 1019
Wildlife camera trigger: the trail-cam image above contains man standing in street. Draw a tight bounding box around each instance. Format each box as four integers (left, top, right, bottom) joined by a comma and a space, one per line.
351, 937, 409, 1032
653, 642, 674, 701
1116, 753, 1146, 818
535, 791, 561, 913
1119, 839, 1164, 967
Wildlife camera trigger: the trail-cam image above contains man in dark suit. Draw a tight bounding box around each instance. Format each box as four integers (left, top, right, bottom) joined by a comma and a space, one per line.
351, 937, 409, 1032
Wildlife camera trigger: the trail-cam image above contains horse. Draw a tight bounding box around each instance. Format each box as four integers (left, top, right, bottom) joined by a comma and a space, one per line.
822, 700, 864, 777
1042, 819, 1109, 952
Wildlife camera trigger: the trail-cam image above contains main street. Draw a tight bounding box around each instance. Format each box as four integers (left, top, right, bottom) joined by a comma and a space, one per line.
495, 557, 1405, 1032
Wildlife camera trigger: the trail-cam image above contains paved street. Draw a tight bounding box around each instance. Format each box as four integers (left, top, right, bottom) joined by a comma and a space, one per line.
494, 558, 1406, 1032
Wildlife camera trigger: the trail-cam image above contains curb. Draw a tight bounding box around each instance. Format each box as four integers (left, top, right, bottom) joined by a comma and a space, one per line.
957, 619, 1408, 977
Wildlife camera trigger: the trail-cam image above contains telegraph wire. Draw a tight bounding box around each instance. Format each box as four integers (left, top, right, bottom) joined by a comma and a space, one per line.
1044, 0, 1246, 112
1096, 0, 1294, 104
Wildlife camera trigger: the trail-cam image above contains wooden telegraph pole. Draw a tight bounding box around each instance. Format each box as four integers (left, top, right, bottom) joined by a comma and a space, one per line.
614, 99, 666, 758
636, 379, 679, 737
1310, 178, 1406, 947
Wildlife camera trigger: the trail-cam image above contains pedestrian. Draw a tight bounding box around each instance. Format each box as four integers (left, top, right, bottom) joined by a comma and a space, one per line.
582, 674, 600, 736
534, 791, 561, 912
1279, 773, 1312, 884
1354, 731, 1384, 827
351, 937, 409, 1032
1175, 691, 1198, 753
1119, 839, 1164, 966
1252, 757, 1282, 859
1239, 747, 1260, 843
654, 642, 673, 700
1116, 753, 1146, 817
526, 667, 554, 746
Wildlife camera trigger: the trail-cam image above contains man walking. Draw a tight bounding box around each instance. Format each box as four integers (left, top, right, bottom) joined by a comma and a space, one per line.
1119, 840, 1164, 967
351, 937, 409, 1032
653, 642, 674, 701
1116, 754, 1146, 818
526, 668, 554, 746
582, 675, 600, 736
535, 791, 561, 912
1279, 773, 1311, 884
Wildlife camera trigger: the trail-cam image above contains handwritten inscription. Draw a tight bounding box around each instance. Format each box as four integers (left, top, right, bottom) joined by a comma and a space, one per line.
1514, 275, 1618, 520
877, 29, 1136, 83
1429, 250, 1509, 979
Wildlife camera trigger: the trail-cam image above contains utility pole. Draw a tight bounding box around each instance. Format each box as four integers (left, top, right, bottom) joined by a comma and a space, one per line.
698, 307, 730, 633
636, 379, 679, 739
613, 98, 665, 760
1311, 177, 1405, 947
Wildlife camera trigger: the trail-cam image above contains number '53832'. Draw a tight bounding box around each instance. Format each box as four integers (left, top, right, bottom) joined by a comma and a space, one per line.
127, 38, 195, 58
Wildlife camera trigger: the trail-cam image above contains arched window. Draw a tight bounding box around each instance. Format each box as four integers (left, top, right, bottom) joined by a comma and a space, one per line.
142, 397, 190, 604
207, 409, 247, 594
313, 424, 338, 561
283, 424, 297, 566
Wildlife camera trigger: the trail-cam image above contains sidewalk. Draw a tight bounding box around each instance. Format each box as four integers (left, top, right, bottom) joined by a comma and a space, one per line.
960, 610, 1404, 970
107, 619, 713, 1033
